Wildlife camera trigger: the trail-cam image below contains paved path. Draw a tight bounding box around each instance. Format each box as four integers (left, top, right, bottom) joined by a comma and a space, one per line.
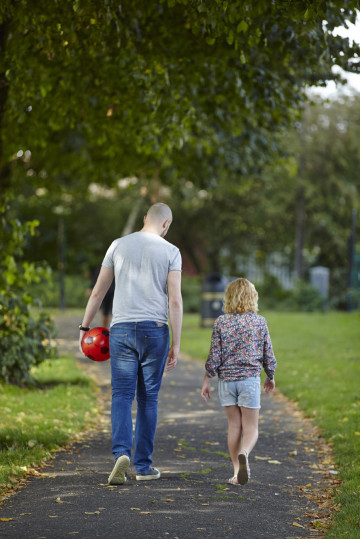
0, 314, 333, 538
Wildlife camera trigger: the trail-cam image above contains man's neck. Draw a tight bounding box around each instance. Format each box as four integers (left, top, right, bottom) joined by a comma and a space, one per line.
140, 226, 161, 236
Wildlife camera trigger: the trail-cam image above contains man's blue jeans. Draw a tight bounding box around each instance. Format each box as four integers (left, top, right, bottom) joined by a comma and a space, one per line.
109, 322, 170, 474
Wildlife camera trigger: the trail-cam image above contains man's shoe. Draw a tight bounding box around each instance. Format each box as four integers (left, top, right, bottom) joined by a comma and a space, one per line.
237, 451, 250, 485
136, 467, 161, 481
108, 455, 130, 485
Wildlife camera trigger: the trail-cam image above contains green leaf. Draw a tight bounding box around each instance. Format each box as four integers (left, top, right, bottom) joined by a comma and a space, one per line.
226, 29, 234, 45
237, 20, 248, 33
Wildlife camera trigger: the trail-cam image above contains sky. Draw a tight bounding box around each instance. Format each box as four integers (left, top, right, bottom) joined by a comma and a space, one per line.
309, 15, 360, 98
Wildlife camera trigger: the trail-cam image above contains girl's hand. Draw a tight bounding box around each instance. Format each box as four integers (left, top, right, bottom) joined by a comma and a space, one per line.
264, 377, 275, 393
201, 374, 212, 402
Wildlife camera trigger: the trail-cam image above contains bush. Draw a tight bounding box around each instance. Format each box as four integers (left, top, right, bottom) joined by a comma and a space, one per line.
288, 279, 324, 311
0, 195, 55, 384
256, 274, 324, 312
37, 274, 202, 312
256, 274, 292, 310
329, 287, 360, 311
31, 273, 89, 309
181, 274, 325, 314
181, 276, 202, 313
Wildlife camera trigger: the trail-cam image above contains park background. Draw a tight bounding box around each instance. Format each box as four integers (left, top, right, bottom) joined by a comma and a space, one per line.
1, 1, 360, 537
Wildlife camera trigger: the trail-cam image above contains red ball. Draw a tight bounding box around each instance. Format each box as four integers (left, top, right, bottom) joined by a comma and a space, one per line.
81, 327, 110, 362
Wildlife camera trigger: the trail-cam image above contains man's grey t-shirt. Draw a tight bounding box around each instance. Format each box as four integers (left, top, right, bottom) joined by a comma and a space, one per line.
102, 231, 182, 326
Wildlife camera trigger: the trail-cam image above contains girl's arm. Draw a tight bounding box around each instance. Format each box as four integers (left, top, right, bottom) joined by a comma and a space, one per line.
262, 321, 277, 381
201, 373, 212, 402
201, 321, 221, 403
204, 323, 222, 377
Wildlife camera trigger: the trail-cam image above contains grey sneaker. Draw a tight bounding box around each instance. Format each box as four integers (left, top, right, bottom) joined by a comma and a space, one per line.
108, 455, 130, 485
136, 467, 161, 481
237, 451, 250, 485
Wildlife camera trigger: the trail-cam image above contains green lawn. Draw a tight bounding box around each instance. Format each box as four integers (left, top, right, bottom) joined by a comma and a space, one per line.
181, 311, 360, 538
0, 357, 98, 499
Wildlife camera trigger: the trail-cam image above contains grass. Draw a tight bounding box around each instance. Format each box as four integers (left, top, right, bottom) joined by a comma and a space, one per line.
0, 356, 98, 498
181, 311, 360, 538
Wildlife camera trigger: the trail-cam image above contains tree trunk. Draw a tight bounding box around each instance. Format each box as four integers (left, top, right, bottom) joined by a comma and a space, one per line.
57, 217, 66, 310
121, 198, 143, 236
294, 181, 305, 279
180, 234, 204, 274
0, 21, 11, 193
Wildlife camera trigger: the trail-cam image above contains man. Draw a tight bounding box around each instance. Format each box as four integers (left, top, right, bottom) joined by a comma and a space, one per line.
79, 203, 182, 484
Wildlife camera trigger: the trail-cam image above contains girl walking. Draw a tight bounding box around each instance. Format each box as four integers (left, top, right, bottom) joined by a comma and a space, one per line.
201, 278, 277, 485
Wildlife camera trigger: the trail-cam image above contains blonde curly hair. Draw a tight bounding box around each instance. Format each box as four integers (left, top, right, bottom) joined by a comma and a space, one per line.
224, 278, 258, 314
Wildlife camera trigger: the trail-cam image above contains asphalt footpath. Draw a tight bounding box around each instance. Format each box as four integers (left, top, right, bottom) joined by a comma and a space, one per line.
0, 314, 335, 538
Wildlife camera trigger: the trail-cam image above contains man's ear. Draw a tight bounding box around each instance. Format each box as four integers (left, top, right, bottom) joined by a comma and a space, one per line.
143, 215, 147, 224
163, 218, 171, 229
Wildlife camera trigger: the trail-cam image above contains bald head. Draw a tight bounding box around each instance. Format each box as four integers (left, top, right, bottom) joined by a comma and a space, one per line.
146, 203, 172, 223
142, 203, 173, 237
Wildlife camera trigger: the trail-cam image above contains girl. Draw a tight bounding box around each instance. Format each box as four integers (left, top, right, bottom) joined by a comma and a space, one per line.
201, 278, 277, 485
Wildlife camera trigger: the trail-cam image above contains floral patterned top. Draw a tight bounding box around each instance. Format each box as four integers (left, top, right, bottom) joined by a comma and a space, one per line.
205, 312, 277, 381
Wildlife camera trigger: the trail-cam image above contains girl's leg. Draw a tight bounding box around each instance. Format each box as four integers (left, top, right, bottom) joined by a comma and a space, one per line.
239, 407, 259, 455
224, 405, 242, 476
236, 407, 259, 485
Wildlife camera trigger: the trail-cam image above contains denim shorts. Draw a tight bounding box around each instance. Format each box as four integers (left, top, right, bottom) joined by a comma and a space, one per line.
218, 377, 261, 409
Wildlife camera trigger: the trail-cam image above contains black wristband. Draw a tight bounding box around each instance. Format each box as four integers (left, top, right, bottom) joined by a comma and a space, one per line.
79, 325, 90, 331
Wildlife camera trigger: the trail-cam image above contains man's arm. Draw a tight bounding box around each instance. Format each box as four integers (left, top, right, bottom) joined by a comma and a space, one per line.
79, 266, 114, 354
166, 270, 183, 371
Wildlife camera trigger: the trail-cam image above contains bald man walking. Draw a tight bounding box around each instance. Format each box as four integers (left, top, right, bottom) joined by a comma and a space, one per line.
79, 203, 183, 484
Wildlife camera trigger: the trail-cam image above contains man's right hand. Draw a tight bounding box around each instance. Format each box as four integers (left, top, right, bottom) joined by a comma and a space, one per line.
165, 344, 179, 371
79, 331, 87, 356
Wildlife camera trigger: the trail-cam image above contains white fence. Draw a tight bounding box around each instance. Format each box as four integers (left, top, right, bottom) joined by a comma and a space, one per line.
231, 253, 295, 290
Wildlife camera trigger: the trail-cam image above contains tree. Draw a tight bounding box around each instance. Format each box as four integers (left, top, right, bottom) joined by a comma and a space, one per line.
247, 94, 360, 300
1, 1, 360, 195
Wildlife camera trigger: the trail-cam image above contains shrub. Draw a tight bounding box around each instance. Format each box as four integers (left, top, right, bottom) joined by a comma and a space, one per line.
31, 273, 89, 309
256, 274, 324, 312
0, 195, 55, 384
182, 276, 202, 313
256, 273, 292, 310
289, 279, 324, 311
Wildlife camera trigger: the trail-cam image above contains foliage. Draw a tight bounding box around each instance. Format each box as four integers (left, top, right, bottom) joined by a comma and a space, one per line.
7, 182, 149, 274
181, 275, 202, 313
256, 274, 293, 310
0, 356, 98, 495
256, 275, 324, 311
289, 279, 325, 311
0, 195, 55, 384
8, 95, 360, 309
1, 0, 360, 194
254, 95, 360, 298
29, 273, 202, 312
30, 273, 89, 310
181, 311, 360, 536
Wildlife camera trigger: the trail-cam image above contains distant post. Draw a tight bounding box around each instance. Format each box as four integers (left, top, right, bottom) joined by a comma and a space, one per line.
310, 267, 330, 309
